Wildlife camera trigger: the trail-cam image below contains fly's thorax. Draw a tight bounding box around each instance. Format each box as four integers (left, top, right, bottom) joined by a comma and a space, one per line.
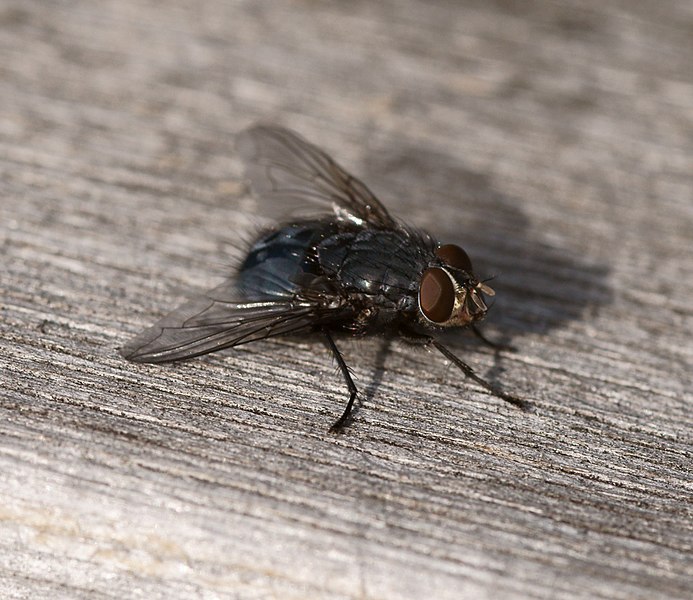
316, 227, 433, 300
417, 243, 495, 328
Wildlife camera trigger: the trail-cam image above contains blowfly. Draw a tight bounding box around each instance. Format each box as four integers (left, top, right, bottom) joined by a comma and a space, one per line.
121, 125, 524, 430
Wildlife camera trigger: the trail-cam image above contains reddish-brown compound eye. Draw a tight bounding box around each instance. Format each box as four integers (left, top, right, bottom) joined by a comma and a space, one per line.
435, 244, 472, 272
419, 267, 456, 323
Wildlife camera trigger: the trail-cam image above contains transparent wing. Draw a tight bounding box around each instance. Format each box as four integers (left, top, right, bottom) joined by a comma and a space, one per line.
120, 281, 347, 364
236, 125, 396, 228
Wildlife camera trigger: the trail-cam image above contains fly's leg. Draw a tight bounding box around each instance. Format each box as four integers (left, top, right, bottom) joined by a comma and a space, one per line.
323, 329, 358, 431
430, 339, 526, 409
471, 324, 516, 353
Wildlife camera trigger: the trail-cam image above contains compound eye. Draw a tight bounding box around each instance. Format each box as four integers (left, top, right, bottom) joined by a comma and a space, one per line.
436, 244, 472, 272
419, 267, 455, 323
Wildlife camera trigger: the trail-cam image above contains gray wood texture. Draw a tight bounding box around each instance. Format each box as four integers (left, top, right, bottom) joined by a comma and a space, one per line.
1, 1, 691, 598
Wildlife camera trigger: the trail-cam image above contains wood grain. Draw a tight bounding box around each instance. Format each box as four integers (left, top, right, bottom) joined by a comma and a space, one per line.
1, 1, 691, 598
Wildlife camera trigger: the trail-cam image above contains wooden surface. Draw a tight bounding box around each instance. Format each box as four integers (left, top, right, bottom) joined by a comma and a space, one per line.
1, 1, 692, 598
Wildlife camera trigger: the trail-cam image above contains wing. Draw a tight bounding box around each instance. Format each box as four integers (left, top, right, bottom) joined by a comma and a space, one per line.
120, 281, 349, 364
236, 125, 396, 228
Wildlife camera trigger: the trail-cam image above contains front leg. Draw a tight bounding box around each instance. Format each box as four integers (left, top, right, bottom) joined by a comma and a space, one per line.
401, 329, 526, 410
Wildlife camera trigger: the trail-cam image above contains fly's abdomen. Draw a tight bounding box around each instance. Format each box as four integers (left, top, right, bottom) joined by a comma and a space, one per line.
238, 221, 341, 299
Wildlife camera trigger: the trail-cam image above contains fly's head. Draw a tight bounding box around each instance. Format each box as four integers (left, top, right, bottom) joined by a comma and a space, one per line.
417, 244, 495, 329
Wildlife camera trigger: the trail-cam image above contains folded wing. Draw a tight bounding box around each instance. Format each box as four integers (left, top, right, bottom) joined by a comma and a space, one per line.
236, 125, 396, 228
120, 281, 345, 363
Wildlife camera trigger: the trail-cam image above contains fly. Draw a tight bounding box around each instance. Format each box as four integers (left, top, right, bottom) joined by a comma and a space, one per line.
121, 125, 525, 430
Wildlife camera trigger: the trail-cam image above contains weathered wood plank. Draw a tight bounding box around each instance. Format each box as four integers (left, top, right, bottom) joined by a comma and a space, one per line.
1, 1, 691, 598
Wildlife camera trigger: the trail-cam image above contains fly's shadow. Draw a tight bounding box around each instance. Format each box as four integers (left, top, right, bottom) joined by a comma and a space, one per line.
364, 146, 613, 381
